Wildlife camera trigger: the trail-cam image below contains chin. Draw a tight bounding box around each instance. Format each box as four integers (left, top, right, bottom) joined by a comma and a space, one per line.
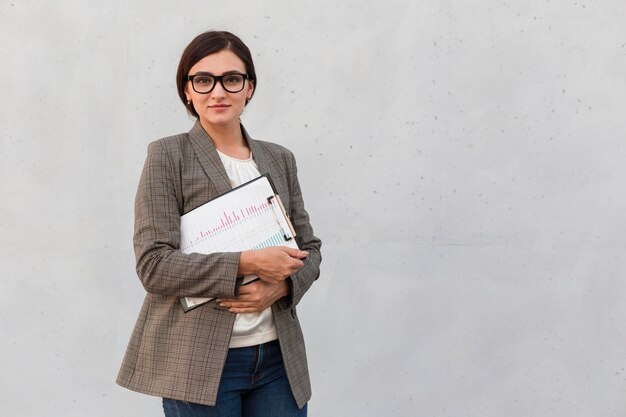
202, 115, 239, 128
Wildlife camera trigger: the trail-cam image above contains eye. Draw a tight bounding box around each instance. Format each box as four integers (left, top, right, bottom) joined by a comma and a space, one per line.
195, 76, 213, 85
223, 75, 243, 85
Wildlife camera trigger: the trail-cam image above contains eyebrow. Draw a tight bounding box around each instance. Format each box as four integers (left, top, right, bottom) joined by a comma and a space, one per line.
191, 70, 245, 76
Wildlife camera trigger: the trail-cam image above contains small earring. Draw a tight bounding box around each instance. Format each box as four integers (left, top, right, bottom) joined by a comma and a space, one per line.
186, 98, 191, 105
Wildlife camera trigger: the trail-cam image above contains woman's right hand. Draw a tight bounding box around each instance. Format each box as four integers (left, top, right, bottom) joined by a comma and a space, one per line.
239, 246, 308, 284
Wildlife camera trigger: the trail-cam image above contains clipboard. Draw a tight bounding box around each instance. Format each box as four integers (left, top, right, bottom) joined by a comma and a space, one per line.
178, 174, 298, 312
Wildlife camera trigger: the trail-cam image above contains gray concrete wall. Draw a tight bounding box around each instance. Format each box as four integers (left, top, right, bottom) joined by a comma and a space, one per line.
2, 1, 626, 415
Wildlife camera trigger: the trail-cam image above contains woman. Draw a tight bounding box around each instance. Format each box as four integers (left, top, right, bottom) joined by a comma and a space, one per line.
117, 31, 322, 417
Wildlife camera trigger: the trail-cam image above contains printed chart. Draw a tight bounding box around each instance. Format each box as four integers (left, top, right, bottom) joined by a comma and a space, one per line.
180, 176, 297, 254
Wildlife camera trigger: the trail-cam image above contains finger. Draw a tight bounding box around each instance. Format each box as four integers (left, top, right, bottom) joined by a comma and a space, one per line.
223, 302, 268, 313
219, 301, 248, 310
216, 297, 241, 303
228, 307, 266, 314
281, 247, 309, 259
219, 295, 261, 307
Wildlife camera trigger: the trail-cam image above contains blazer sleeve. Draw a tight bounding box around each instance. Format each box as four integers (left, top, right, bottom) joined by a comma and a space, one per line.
133, 140, 240, 298
279, 151, 322, 309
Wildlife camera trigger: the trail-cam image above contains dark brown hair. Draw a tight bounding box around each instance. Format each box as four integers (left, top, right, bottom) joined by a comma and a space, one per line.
176, 31, 257, 117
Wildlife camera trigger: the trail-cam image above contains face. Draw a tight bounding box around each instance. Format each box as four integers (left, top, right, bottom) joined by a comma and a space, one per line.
185, 49, 254, 131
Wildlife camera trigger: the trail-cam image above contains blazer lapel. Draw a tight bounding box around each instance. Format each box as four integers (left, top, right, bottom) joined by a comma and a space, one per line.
243, 125, 270, 176
188, 120, 232, 196
187, 121, 286, 201
244, 125, 290, 211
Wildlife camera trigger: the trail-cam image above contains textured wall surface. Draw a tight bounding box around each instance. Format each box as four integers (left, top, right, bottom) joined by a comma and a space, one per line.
2, 1, 626, 416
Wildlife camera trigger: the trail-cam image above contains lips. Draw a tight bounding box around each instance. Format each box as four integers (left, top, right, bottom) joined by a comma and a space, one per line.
209, 104, 230, 108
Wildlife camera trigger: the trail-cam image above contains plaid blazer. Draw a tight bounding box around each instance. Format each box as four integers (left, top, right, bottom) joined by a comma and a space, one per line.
116, 121, 322, 408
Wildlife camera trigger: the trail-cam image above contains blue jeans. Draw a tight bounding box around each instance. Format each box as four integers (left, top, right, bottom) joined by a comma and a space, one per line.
162, 340, 306, 417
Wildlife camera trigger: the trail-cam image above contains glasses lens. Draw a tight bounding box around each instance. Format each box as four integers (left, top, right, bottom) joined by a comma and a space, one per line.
222, 74, 245, 93
193, 75, 215, 93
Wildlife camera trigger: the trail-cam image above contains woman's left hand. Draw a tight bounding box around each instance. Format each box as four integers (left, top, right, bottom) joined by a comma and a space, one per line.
217, 280, 289, 313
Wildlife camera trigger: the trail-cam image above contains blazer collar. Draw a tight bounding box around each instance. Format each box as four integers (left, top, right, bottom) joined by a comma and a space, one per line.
187, 120, 273, 193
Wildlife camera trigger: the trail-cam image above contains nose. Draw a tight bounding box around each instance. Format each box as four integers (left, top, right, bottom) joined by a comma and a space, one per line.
209, 81, 227, 97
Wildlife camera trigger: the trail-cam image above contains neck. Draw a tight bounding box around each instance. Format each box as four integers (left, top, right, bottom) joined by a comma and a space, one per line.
200, 119, 245, 148
199, 119, 250, 158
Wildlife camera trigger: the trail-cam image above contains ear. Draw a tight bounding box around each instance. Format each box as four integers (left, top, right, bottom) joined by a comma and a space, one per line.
246, 79, 255, 100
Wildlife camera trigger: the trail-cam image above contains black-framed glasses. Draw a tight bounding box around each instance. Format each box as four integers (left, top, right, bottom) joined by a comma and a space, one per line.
186, 73, 249, 94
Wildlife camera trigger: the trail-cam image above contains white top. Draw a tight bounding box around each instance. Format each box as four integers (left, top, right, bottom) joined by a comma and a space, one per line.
216, 149, 279, 348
